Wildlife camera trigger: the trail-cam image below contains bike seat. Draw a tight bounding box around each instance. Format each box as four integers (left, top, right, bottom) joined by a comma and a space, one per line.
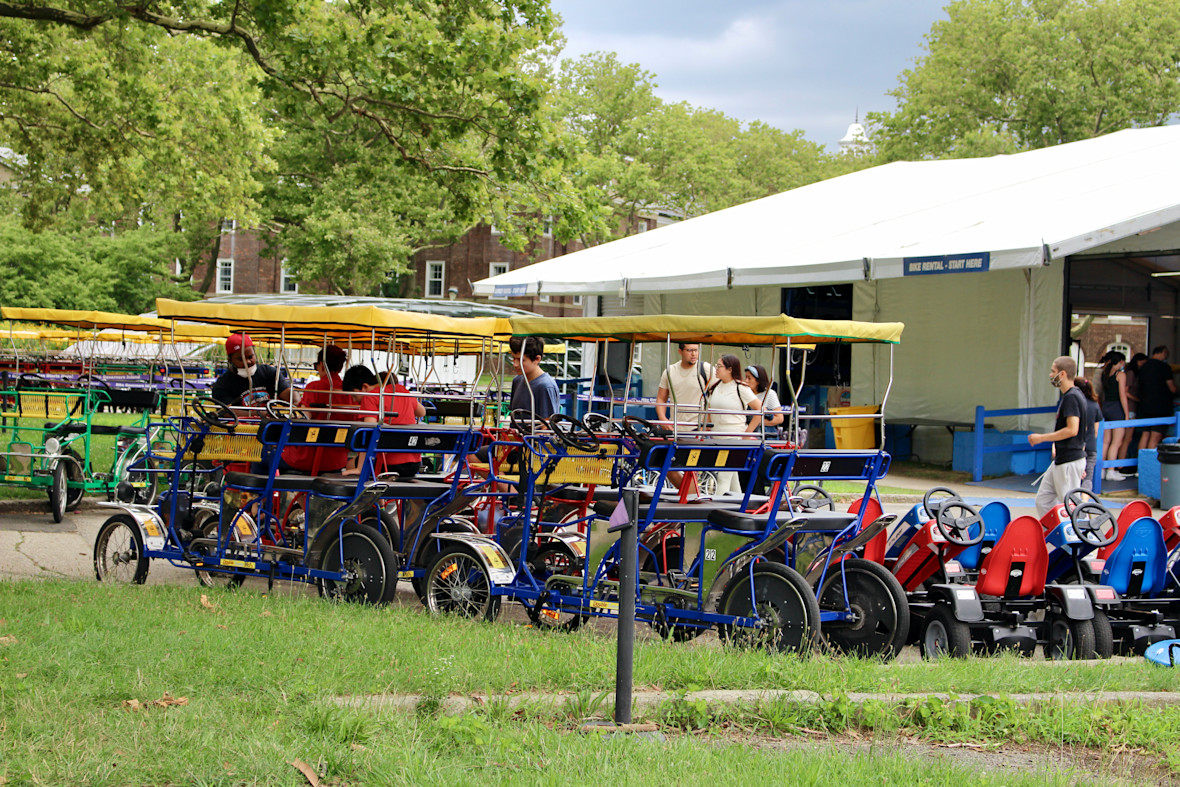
1100, 517, 1168, 596
592, 498, 747, 521
311, 475, 453, 499
223, 471, 318, 492
707, 509, 856, 532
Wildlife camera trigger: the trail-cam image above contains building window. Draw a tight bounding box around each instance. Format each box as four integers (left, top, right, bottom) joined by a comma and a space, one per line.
490, 223, 501, 236
220, 218, 237, 234
637, 220, 648, 234
174, 258, 183, 277
572, 295, 583, 306
216, 258, 234, 294
538, 294, 550, 303
281, 260, 298, 293
488, 262, 509, 300
543, 215, 553, 238
426, 260, 445, 298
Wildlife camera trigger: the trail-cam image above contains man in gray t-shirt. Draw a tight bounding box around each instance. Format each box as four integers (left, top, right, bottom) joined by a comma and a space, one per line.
656, 342, 713, 426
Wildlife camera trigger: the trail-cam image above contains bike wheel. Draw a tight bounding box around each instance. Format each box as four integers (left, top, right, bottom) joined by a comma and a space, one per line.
718, 561, 820, 653
817, 558, 911, 660
424, 545, 502, 622
191, 510, 246, 590
49, 460, 66, 523
318, 520, 399, 604
1043, 612, 1096, 661
122, 456, 162, 506
63, 447, 85, 512
920, 603, 971, 659
93, 514, 149, 584
531, 543, 586, 632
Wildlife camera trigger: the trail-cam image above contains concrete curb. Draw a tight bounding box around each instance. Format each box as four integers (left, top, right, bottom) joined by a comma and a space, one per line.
335, 688, 1180, 716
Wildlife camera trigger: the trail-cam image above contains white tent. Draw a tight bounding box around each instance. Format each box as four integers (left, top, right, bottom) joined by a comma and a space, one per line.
473, 125, 1180, 298
474, 126, 1180, 461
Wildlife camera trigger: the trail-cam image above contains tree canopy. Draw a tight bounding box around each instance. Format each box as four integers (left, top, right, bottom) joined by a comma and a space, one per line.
867, 0, 1180, 161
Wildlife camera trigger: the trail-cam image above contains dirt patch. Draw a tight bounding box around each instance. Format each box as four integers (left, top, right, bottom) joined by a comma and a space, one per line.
742, 732, 1177, 786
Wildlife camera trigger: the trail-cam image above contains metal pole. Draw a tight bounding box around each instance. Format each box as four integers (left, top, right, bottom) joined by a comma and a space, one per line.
613, 486, 638, 724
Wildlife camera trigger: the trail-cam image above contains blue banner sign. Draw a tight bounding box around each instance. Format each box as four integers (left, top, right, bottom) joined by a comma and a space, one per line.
492, 283, 529, 297
903, 252, 991, 276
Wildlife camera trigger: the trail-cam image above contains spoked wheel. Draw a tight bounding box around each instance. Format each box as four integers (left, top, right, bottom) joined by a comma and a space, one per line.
93, 514, 149, 584
1043, 612, 1096, 661
317, 521, 399, 604
920, 603, 971, 659
653, 595, 706, 642
817, 558, 910, 659
63, 447, 86, 512
48, 460, 67, 523
118, 456, 163, 506
192, 510, 247, 590
1091, 608, 1114, 659
717, 562, 820, 653
531, 543, 586, 632
424, 545, 502, 622
694, 471, 718, 497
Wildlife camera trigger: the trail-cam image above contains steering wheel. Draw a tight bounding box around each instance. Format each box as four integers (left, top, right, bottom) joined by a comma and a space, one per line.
921, 486, 961, 520
621, 415, 671, 441
16, 372, 52, 390
266, 398, 296, 420
933, 500, 984, 546
790, 484, 835, 512
583, 412, 621, 435
509, 408, 546, 435
1062, 488, 1104, 518
191, 396, 238, 430
549, 413, 601, 452
1065, 494, 1118, 547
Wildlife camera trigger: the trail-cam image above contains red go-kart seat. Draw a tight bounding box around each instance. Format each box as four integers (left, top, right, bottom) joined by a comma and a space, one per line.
1156, 505, 1180, 552
975, 515, 1049, 598
852, 496, 887, 564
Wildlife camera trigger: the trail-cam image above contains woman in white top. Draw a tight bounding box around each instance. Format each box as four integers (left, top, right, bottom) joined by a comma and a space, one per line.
704, 354, 759, 496
743, 364, 784, 434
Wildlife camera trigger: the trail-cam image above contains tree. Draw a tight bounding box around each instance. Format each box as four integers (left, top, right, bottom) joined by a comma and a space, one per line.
0, 1, 569, 294
868, 0, 1180, 161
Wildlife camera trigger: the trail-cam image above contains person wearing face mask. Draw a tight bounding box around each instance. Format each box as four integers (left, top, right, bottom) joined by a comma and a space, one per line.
1028, 356, 1091, 517
210, 333, 293, 410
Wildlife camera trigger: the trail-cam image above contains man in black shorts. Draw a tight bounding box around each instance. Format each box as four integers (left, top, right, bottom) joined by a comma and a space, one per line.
1136, 345, 1177, 452
1029, 356, 1091, 517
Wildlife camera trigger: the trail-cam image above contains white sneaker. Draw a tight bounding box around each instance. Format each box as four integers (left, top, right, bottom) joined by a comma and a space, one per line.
1106, 469, 1126, 481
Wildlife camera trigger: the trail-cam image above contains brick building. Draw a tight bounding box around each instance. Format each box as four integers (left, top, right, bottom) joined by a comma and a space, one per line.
190, 217, 657, 318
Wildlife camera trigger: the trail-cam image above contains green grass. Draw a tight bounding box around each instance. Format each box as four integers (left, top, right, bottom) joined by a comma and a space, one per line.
1, 580, 1177, 784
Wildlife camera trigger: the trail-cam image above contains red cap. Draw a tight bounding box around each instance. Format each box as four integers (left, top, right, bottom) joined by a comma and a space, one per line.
226, 333, 254, 356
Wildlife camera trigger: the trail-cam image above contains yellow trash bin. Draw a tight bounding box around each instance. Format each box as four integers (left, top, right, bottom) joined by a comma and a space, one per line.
829, 405, 880, 450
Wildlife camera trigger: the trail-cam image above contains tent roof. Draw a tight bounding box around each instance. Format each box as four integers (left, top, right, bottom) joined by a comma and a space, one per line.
474, 126, 1180, 296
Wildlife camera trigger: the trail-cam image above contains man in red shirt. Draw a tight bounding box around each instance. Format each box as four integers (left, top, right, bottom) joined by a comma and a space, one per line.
280, 345, 352, 474
342, 366, 426, 477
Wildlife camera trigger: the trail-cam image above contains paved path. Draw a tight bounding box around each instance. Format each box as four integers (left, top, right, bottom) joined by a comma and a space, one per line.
0, 472, 1161, 583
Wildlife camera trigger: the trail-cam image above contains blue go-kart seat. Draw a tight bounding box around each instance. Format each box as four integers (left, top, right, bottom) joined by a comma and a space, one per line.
958, 501, 1010, 571
1100, 517, 1168, 597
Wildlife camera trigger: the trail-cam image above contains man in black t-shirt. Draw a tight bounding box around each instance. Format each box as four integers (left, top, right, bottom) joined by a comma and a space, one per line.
1029, 355, 1091, 517
1136, 345, 1177, 451
210, 333, 292, 409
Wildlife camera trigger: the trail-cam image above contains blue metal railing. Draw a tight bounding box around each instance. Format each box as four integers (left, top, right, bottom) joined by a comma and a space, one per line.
972, 405, 1055, 483
1093, 414, 1180, 493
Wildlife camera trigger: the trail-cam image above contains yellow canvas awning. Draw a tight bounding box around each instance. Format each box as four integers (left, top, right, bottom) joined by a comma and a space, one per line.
506, 314, 903, 345
2, 307, 230, 339
156, 299, 509, 340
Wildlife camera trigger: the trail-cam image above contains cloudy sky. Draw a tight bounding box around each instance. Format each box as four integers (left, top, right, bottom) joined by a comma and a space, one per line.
549, 0, 949, 149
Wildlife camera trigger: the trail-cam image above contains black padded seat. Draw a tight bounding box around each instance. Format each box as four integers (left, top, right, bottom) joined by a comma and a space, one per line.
707, 509, 857, 532
223, 470, 318, 492
592, 499, 749, 520
311, 474, 453, 499
548, 486, 626, 504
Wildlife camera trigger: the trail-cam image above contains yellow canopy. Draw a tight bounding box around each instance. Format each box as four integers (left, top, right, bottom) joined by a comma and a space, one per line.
156, 298, 509, 340
2, 307, 230, 338
506, 314, 903, 345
